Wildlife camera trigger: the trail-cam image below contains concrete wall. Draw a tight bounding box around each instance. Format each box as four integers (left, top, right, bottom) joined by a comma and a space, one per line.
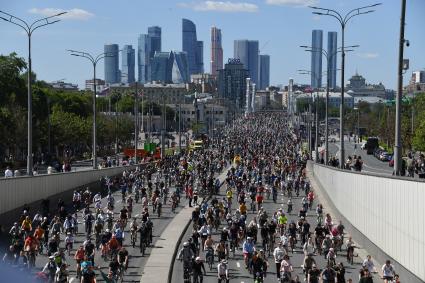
313, 164, 425, 281
0, 166, 135, 215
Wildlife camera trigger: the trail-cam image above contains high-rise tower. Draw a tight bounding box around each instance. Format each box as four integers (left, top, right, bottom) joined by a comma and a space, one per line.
311, 30, 323, 88
327, 31, 338, 89
234, 40, 259, 84
104, 44, 120, 84
211, 27, 223, 76
182, 19, 203, 75
122, 45, 135, 84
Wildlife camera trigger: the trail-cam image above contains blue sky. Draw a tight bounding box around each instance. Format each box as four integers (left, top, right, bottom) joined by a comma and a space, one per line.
1, 0, 424, 89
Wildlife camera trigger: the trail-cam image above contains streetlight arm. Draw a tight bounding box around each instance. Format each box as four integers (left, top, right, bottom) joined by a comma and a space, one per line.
344, 10, 375, 25
310, 7, 344, 25
343, 3, 381, 23
0, 15, 29, 34
30, 20, 61, 35
0, 10, 30, 30
29, 12, 66, 30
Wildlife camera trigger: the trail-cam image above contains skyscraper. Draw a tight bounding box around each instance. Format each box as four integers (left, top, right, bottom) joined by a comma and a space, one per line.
234, 40, 259, 84
121, 45, 135, 84
211, 27, 223, 76
151, 51, 190, 84
104, 44, 120, 84
138, 26, 162, 83
311, 30, 323, 88
182, 19, 203, 75
217, 59, 249, 109
259, 54, 270, 90
327, 31, 338, 89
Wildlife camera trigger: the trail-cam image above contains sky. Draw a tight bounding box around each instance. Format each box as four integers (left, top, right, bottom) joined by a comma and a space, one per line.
1, 0, 424, 90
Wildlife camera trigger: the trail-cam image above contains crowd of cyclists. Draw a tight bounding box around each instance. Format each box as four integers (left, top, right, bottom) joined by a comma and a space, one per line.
0, 111, 402, 283
177, 113, 400, 283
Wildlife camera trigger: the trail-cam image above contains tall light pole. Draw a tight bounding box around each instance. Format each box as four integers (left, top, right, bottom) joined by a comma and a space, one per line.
67, 50, 113, 169
300, 45, 358, 164
1, 10, 66, 175
309, 3, 381, 168
394, 0, 407, 175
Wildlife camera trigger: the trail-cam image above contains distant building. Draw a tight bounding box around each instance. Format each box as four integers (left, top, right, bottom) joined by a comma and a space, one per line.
85, 79, 106, 92
211, 27, 223, 76
346, 72, 386, 98
217, 58, 249, 109
190, 73, 217, 94
182, 19, 203, 75
104, 44, 120, 84
234, 40, 259, 84
121, 45, 135, 84
258, 54, 270, 90
138, 26, 162, 83
311, 30, 323, 88
151, 51, 189, 84
406, 70, 425, 94
327, 31, 338, 89
49, 80, 79, 91
294, 91, 354, 112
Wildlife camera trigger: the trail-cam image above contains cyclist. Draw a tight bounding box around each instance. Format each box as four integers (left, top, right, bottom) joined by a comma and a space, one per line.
242, 236, 255, 269
109, 255, 121, 279
74, 246, 85, 278
280, 254, 293, 281
381, 260, 395, 283
118, 247, 129, 271
55, 263, 69, 283
217, 259, 229, 283
251, 251, 266, 281
192, 256, 206, 283
178, 242, 194, 277
273, 241, 287, 280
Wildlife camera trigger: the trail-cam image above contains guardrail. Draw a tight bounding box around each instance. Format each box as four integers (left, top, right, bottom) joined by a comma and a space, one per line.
0, 165, 136, 215
312, 163, 425, 281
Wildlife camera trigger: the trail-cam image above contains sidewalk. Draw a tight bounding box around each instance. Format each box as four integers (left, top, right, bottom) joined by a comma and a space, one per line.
141, 168, 229, 283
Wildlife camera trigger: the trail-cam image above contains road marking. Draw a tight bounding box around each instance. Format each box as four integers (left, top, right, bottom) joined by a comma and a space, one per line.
69, 277, 75, 283
236, 261, 240, 268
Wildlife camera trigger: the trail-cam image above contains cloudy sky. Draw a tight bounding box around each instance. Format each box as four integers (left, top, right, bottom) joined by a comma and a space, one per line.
1, 0, 424, 89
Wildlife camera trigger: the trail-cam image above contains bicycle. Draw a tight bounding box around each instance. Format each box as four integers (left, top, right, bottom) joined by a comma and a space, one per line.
131, 229, 137, 248
206, 247, 214, 270
183, 261, 192, 283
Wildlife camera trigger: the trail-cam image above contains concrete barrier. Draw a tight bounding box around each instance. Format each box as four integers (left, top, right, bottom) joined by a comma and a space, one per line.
312, 164, 425, 281
0, 166, 136, 215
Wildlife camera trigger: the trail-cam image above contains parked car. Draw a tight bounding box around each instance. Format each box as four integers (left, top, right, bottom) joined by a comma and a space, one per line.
374, 148, 383, 158
379, 152, 391, 161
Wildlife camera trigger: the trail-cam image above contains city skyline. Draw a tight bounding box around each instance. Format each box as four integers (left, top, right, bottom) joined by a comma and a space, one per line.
1, 0, 424, 89
311, 29, 323, 88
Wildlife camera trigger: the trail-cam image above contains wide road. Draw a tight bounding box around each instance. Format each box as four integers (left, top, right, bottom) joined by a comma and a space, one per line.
327, 137, 393, 175
172, 172, 381, 283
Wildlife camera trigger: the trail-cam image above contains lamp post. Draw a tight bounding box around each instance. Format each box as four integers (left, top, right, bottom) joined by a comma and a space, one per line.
300, 45, 358, 164
1, 10, 66, 175
394, 0, 407, 175
309, 3, 381, 168
67, 50, 114, 169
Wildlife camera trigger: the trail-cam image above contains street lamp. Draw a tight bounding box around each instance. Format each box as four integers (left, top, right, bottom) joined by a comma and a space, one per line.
1, 10, 66, 175
299, 45, 358, 164
67, 50, 114, 169
309, 3, 381, 168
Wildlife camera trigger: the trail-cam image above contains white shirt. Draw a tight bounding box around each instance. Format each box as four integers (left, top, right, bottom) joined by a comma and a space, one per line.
362, 258, 375, 272
273, 246, 286, 263
4, 169, 13, 178
382, 264, 395, 277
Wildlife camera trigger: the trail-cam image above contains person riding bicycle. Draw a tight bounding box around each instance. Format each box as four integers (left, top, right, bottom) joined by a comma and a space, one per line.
251, 251, 266, 281
107, 235, 120, 256
217, 259, 229, 283
273, 241, 287, 280
303, 253, 316, 280
346, 236, 355, 262
192, 256, 206, 283
55, 263, 69, 283
74, 246, 85, 278
118, 247, 129, 270
109, 255, 121, 279
215, 240, 227, 261
242, 237, 255, 269
114, 226, 124, 246
178, 242, 195, 274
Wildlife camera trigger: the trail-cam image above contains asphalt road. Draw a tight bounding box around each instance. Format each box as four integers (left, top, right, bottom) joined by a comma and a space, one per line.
172, 176, 381, 283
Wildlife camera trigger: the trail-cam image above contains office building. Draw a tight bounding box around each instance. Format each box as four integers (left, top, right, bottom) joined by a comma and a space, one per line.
311, 30, 323, 88
85, 79, 106, 92
217, 59, 249, 109
234, 40, 259, 84
172, 51, 190, 83
211, 27, 223, 76
121, 45, 135, 84
104, 44, 120, 84
259, 54, 270, 90
327, 31, 337, 89
346, 72, 386, 98
151, 51, 190, 84
138, 26, 162, 83
182, 19, 204, 75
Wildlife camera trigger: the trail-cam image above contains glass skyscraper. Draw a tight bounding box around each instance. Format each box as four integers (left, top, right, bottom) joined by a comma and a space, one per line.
234, 40, 259, 84
121, 45, 135, 84
327, 31, 338, 89
104, 44, 120, 84
311, 30, 323, 88
151, 51, 189, 84
211, 27, 223, 76
259, 54, 270, 90
138, 26, 161, 83
217, 59, 249, 109
182, 19, 203, 75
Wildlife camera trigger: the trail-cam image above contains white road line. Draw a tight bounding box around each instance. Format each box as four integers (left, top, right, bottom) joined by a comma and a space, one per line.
236, 261, 240, 268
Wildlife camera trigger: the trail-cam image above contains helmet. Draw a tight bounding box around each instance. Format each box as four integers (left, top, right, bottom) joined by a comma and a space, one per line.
183, 242, 189, 247
195, 257, 201, 262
